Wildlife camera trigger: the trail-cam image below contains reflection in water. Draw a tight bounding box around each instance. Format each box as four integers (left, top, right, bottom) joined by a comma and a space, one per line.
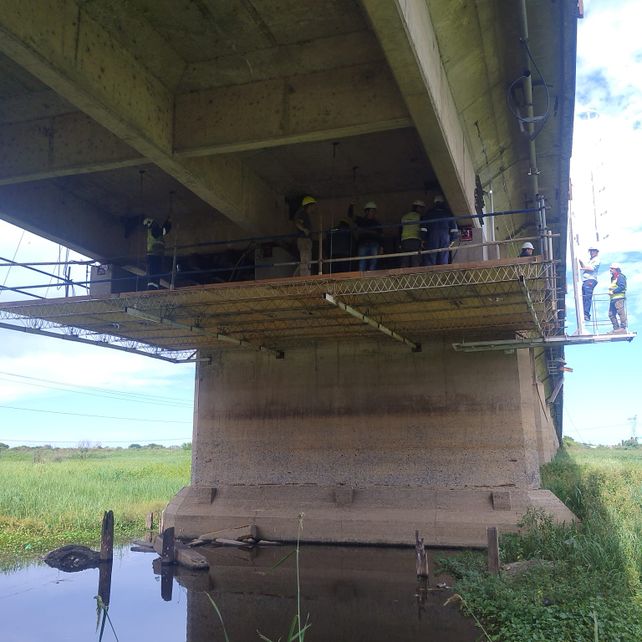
0, 545, 478, 642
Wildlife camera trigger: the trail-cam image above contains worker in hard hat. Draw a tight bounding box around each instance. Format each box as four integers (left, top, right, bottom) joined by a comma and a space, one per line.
579, 245, 600, 322
355, 202, 383, 271
608, 263, 627, 333
400, 200, 426, 268
143, 216, 172, 289
519, 241, 535, 257
424, 194, 458, 265
294, 196, 317, 276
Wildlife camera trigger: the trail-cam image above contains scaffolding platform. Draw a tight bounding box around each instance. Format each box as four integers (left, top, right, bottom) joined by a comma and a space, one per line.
0, 258, 562, 361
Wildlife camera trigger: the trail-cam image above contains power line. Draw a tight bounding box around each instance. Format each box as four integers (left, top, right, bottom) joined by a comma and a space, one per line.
0, 370, 192, 406
0, 437, 190, 444
0, 403, 191, 424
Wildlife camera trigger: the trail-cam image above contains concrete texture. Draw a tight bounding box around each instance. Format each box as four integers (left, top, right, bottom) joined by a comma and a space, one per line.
163, 337, 570, 546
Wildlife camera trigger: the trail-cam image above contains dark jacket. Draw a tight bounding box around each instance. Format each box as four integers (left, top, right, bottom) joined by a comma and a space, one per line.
355, 216, 383, 244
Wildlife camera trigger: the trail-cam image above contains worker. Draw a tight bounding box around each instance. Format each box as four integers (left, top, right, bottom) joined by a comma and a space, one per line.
355, 202, 383, 271
579, 245, 600, 321
608, 263, 628, 333
424, 194, 458, 265
400, 200, 425, 267
144, 216, 171, 289
294, 196, 317, 276
519, 241, 535, 257
326, 218, 353, 272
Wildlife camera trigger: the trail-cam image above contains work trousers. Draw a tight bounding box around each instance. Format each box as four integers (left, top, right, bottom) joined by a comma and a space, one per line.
401, 238, 422, 267
425, 231, 450, 265
609, 298, 627, 330
582, 279, 597, 320
358, 241, 379, 272
146, 253, 163, 289
297, 237, 312, 276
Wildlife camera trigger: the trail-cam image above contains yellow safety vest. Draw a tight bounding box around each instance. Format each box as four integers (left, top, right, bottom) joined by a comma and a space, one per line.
401, 212, 422, 241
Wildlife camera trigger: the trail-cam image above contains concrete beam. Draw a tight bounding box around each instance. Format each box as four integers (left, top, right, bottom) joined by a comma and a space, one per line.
0, 181, 125, 260
0, 112, 142, 185
175, 63, 412, 156
360, 0, 476, 215
0, 0, 284, 234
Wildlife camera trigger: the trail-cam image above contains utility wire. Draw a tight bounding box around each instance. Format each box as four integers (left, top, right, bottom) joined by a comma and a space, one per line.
0, 403, 191, 424
0, 370, 191, 405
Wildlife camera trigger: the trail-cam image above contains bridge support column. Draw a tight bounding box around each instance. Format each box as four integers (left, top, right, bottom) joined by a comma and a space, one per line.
164, 339, 573, 546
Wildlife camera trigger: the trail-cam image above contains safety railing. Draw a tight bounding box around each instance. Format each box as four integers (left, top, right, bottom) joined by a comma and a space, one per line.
0, 205, 559, 300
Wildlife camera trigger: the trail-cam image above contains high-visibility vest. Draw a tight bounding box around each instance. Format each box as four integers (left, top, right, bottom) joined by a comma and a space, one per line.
401, 212, 422, 241
609, 274, 626, 300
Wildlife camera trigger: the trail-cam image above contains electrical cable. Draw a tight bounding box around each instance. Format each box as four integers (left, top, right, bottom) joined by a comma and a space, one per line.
505, 39, 551, 141
0, 403, 191, 423
0, 375, 192, 408
0, 371, 191, 404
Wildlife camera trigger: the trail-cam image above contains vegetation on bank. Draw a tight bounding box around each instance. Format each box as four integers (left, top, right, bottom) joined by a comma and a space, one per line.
439, 442, 642, 641
0, 446, 190, 565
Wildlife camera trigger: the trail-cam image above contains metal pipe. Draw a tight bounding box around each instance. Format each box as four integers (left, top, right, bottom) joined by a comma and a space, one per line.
324, 293, 421, 352
518, 0, 540, 201
124, 307, 284, 359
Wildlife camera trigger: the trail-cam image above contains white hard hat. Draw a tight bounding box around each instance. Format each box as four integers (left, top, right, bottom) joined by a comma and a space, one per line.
143, 217, 154, 227
412, 200, 426, 207
610, 262, 621, 270
433, 194, 445, 204
521, 241, 534, 250
588, 245, 599, 252
363, 201, 377, 210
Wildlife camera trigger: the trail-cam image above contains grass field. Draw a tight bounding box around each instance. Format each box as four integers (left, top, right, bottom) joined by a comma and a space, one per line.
439, 443, 642, 641
0, 446, 190, 565
1, 442, 640, 639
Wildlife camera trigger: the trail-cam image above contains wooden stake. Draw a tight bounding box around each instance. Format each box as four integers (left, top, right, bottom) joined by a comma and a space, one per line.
145, 512, 154, 530
487, 526, 500, 575
100, 510, 114, 561
415, 530, 428, 578
161, 526, 175, 565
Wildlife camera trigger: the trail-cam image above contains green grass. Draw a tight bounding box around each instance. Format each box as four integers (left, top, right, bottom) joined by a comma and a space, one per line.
438, 444, 642, 641
0, 447, 190, 566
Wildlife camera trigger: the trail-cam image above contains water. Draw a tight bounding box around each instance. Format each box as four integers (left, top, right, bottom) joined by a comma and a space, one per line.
0, 544, 479, 641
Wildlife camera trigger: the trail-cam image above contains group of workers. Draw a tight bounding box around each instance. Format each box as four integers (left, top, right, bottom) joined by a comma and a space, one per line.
579, 245, 628, 333
137, 203, 630, 336
293, 194, 459, 276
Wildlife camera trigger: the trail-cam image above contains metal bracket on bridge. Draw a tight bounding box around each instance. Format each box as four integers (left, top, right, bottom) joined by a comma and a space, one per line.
323, 293, 421, 352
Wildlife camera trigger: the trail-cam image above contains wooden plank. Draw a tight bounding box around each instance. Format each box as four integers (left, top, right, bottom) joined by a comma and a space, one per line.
487, 526, 500, 575
415, 530, 428, 578
99, 510, 114, 561
161, 527, 175, 565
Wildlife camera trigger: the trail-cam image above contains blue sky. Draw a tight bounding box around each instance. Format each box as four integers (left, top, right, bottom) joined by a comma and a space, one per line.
562, 0, 642, 445
0, 0, 639, 447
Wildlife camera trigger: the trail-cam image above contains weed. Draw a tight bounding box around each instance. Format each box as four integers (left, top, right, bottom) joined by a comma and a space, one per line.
437, 445, 642, 641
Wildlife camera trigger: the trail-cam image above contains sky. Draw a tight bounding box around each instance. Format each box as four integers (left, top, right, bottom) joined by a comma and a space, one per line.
0, 227, 195, 447
562, 0, 642, 445
0, 0, 639, 447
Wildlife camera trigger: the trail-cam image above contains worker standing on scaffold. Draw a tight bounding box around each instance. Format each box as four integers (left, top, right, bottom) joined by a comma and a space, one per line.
579, 245, 600, 322
608, 263, 627, 334
144, 216, 171, 289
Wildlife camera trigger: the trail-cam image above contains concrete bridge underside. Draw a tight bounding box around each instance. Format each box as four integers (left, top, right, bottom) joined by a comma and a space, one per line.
0, 1, 578, 545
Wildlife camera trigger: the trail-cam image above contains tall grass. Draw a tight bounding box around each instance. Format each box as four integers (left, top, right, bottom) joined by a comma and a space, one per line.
0, 447, 190, 563
438, 445, 642, 641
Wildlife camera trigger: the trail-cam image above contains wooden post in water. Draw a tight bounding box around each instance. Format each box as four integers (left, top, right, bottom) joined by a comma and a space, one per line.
161, 526, 175, 565
415, 530, 428, 578
145, 512, 154, 543
100, 510, 114, 561
487, 526, 500, 575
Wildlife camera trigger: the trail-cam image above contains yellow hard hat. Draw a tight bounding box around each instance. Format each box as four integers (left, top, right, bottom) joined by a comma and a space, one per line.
301, 195, 317, 207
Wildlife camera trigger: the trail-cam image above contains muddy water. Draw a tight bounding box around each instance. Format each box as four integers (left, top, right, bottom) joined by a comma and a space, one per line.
0, 544, 479, 642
